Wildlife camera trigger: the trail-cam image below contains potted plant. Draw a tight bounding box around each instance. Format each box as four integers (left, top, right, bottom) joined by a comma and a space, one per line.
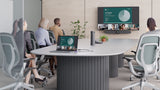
71, 20, 88, 39
100, 35, 108, 42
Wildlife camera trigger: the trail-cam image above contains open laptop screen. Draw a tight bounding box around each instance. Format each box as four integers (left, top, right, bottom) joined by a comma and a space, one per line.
57, 36, 78, 51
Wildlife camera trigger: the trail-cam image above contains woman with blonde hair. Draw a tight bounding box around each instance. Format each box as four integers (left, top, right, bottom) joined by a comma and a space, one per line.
35, 18, 52, 47
35, 18, 55, 75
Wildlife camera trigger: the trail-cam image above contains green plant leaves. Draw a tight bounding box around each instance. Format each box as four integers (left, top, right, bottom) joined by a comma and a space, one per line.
77, 20, 80, 23
100, 35, 108, 40
71, 20, 88, 39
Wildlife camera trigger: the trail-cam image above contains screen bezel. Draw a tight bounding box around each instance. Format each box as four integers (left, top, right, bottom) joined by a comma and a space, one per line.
98, 7, 139, 31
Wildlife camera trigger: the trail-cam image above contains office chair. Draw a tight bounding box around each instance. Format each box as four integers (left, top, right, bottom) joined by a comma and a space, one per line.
25, 30, 53, 78
62, 29, 65, 35
0, 33, 34, 90
48, 30, 56, 44
12, 20, 18, 37
124, 47, 160, 81
122, 33, 160, 90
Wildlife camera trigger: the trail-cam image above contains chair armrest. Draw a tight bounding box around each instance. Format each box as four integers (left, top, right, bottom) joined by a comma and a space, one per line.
23, 58, 34, 62
157, 59, 160, 72
123, 57, 134, 62
123, 56, 142, 77
131, 50, 136, 54
24, 67, 37, 77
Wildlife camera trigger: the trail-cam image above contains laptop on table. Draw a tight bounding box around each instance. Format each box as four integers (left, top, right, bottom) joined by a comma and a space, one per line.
56, 36, 78, 51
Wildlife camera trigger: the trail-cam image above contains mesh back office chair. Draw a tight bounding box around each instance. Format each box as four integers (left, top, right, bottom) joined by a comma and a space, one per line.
125, 32, 160, 81
25, 30, 53, 78
122, 33, 160, 90
0, 36, 4, 68
48, 30, 56, 44
24, 30, 39, 51
0, 33, 34, 90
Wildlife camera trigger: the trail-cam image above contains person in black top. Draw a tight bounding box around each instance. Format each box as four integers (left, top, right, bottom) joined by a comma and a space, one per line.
23, 20, 46, 84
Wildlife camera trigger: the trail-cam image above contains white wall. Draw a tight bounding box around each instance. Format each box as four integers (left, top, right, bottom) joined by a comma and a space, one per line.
42, 0, 84, 34
43, 0, 160, 39
0, 0, 13, 33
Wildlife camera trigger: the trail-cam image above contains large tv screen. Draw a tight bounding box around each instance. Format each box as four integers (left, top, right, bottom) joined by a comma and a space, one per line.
98, 7, 139, 31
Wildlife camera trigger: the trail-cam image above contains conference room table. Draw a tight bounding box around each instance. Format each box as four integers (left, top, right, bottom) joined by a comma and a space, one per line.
31, 39, 138, 90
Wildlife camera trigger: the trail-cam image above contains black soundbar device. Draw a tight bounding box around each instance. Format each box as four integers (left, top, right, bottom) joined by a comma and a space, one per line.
95, 40, 103, 44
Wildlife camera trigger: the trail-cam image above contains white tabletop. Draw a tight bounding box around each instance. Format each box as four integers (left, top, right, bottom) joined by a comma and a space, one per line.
31, 39, 138, 56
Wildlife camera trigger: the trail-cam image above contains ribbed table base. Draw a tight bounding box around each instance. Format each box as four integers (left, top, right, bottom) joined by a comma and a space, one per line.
57, 56, 109, 90
109, 54, 124, 78
118, 54, 124, 68
109, 55, 118, 78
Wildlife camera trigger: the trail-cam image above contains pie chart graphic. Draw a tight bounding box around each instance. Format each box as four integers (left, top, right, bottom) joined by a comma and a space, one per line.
118, 10, 130, 22
67, 38, 74, 45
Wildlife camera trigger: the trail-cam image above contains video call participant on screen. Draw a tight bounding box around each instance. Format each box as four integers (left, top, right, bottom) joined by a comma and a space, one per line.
112, 24, 115, 30
119, 24, 126, 30
130, 24, 139, 30
49, 18, 64, 42
35, 18, 55, 75
23, 20, 46, 84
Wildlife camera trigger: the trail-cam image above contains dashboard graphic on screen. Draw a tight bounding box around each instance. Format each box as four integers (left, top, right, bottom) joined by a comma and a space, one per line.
103, 7, 132, 23
98, 7, 139, 31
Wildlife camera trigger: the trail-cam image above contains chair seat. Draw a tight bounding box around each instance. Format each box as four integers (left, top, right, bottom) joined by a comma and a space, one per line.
133, 65, 144, 72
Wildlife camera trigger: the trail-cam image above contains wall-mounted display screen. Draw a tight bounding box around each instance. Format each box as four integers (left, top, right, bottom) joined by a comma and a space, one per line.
98, 7, 139, 32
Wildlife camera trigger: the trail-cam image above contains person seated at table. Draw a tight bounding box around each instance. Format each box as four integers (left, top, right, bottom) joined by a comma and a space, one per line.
49, 18, 64, 42
143, 17, 160, 35
146, 17, 157, 32
35, 18, 55, 75
49, 18, 64, 68
22, 20, 46, 84
35, 18, 52, 47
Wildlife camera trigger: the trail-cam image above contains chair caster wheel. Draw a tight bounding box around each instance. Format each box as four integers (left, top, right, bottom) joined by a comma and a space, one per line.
42, 83, 45, 87
42, 81, 47, 87
130, 77, 133, 81
156, 76, 160, 80
38, 71, 41, 75
130, 87, 134, 90
48, 73, 53, 78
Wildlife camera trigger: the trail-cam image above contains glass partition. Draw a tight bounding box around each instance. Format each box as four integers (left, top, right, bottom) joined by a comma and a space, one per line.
0, 0, 24, 85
